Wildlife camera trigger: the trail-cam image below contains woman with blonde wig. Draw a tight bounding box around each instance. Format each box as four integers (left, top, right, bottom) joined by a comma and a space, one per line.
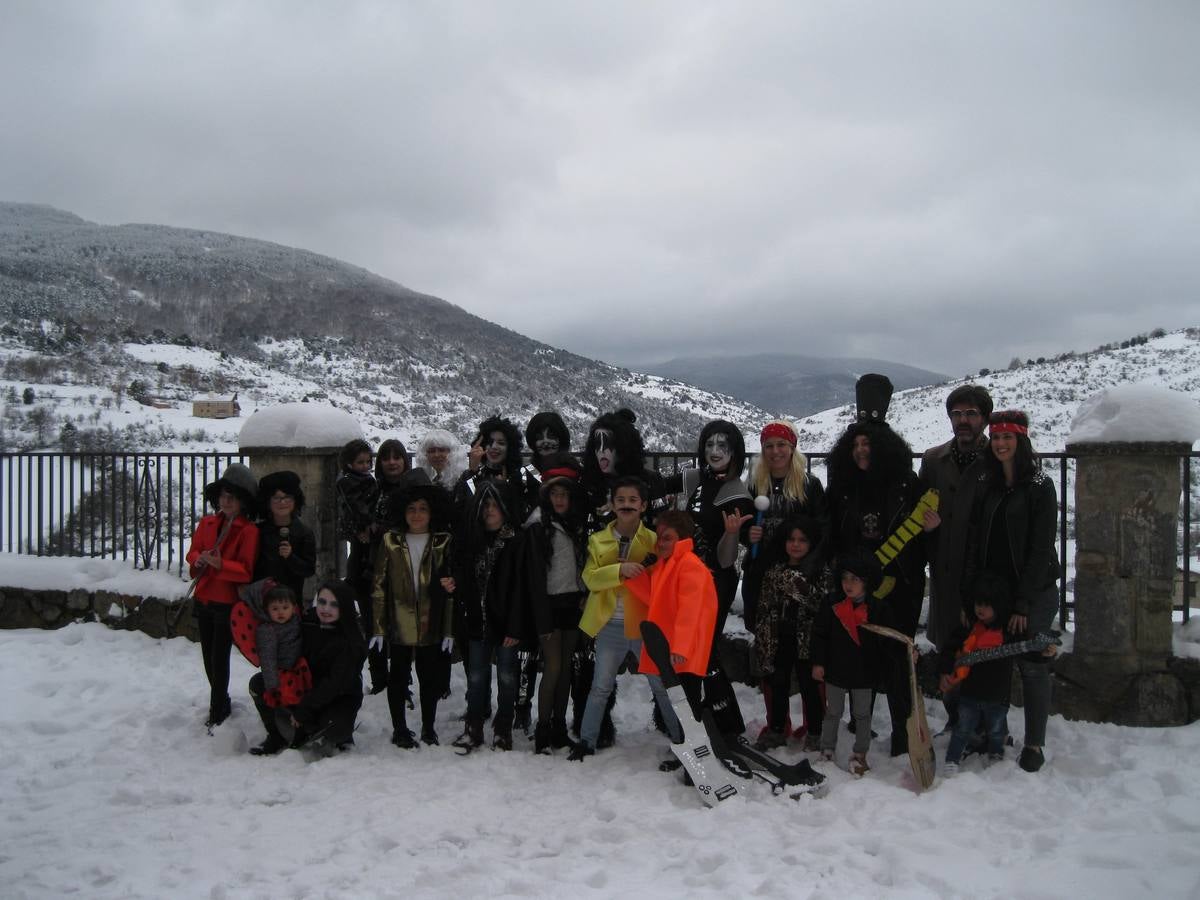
741, 420, 829, 741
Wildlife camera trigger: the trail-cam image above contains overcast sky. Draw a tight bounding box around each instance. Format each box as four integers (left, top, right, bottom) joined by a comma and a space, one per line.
2, 1, 1197, 376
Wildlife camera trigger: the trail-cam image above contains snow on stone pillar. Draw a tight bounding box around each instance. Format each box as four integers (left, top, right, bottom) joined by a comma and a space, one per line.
239, 403, 363, 595
1059, 384, 1200, 726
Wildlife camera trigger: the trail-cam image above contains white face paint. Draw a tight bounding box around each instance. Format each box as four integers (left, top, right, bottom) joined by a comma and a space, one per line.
485, 431, 508, 466
534, 428, 560, 459
704, 433, 733, 473
594, 428, 617, 474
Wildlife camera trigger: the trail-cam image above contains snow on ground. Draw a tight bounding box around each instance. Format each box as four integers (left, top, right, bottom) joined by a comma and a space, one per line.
4, 617, 1200, 898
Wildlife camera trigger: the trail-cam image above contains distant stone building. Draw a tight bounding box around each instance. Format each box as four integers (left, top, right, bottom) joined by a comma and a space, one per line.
192, 393, 240, 419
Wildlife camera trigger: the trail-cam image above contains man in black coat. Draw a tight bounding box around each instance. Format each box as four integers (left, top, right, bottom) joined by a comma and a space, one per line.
919, 384, 993, 730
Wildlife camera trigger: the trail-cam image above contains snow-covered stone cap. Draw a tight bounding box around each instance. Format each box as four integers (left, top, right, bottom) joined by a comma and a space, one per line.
239, 402, 363, 450
1068, 384, 1200, 445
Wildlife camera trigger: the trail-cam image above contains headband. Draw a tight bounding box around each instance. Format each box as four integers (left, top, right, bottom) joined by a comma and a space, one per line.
989, 422, 1029, 436
541, 466, 580, 482
760, 423, 797, 447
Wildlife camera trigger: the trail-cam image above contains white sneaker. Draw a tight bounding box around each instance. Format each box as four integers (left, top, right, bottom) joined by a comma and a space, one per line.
943, 761, 960, 778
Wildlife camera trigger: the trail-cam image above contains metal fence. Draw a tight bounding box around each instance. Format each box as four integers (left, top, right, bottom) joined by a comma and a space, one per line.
0, 452, 246, 578
2, 449, 1195, 623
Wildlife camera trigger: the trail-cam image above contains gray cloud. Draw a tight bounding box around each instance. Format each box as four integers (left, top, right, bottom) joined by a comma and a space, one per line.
3, 0, 1197, 377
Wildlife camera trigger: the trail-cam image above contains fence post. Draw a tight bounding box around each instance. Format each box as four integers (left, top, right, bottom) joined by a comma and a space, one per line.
238, 404, 364, 599
1057, 439, 1192, 725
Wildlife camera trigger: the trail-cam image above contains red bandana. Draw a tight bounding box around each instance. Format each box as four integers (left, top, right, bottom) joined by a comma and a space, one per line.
760, 423, 797, 447
833, 597, 869, 645
989, 421, 1028, 436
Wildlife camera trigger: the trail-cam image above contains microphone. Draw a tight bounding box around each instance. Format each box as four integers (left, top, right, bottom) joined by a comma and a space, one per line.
640, 553, 658, 568
750, 494, 770, 560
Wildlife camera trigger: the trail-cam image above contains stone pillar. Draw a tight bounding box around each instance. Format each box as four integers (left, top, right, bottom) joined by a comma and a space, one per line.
237, 446, 343, 589
1058, 440, 1191, 725
238, 404, 364, 597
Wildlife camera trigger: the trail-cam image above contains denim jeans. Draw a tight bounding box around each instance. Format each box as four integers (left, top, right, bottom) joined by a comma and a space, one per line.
467, 639, 519, 729
579, 617, 681, 749
946, 696, 1009, 763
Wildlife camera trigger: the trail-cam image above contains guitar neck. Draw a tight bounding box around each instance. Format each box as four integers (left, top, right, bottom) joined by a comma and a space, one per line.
955, 633, 1055, 668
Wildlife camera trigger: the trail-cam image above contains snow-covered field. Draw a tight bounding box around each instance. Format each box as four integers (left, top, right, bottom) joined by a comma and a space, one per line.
4, 608, 1200, 898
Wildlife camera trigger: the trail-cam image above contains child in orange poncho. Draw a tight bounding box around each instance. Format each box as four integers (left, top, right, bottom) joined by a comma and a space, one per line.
623, 510, 718, 732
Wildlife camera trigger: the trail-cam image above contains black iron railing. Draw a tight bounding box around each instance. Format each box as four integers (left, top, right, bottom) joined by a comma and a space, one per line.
0, 452, 245, 578
2, 449, 1195, 623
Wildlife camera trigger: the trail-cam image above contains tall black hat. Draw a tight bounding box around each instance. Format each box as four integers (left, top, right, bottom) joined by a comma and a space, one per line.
855, 374, 894, 424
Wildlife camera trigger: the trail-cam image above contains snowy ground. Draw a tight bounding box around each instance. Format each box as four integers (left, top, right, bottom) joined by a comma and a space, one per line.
4, 617, 1200, 900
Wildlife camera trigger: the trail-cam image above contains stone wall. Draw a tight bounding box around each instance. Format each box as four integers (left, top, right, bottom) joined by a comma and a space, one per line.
0, 584, 198, 642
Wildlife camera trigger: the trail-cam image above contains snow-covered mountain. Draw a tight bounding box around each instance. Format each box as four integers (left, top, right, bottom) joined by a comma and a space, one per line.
650, 352, 947, 417
2, 202, 1196, 457
0, 202, 771, 451
792, 328, 1200, 455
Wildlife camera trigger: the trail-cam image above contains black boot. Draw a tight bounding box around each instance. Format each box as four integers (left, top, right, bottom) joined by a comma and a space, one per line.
249, 734, 287, 756
567, 741, 594, 762
421, 725, 439, 746
452, 718, 485, 753
597, 689, 618, 749
391, 728, 417, 749
534, 721, 552, 755
550, 718, 572, 750
368, 646, 389, 695
493, 723, 513, 751
205, 695, 232, 728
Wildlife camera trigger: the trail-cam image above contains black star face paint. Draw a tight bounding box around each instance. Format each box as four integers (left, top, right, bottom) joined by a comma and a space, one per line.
594, 427, 617, 475
485, 431, 508, 467
704, 433, 732, 473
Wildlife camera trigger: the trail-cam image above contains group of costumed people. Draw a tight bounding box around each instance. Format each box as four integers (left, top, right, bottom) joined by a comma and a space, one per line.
186, 373, 1059, 780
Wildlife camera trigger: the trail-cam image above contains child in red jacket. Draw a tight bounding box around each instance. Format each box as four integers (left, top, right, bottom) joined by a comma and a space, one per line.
186, 463, 260, 728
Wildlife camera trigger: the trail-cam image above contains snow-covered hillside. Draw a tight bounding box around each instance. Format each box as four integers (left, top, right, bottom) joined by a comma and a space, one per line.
792, 328, 1200, 454
0, 336, 770, 454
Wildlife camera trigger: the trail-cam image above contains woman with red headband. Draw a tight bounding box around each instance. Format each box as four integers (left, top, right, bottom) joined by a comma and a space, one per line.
742, 419, 829, 746
966, 409, 1059, 773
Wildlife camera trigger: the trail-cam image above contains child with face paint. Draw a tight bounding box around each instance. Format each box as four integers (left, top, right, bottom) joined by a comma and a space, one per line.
567, 476, 679, 760
368, 471, 457, 749
292, 579, 367, 751
451, 479, 528, 752
518, 453, 590, 753
755, 516, 834, 751
249, 579, 367, 754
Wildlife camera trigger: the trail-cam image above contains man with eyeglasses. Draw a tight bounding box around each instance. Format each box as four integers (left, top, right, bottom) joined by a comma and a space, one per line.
919, 384, 994, 726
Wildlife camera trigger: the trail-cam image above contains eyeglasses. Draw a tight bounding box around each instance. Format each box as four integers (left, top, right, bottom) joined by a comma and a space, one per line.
270, 495, 295, 504
948, 410, 982, 421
